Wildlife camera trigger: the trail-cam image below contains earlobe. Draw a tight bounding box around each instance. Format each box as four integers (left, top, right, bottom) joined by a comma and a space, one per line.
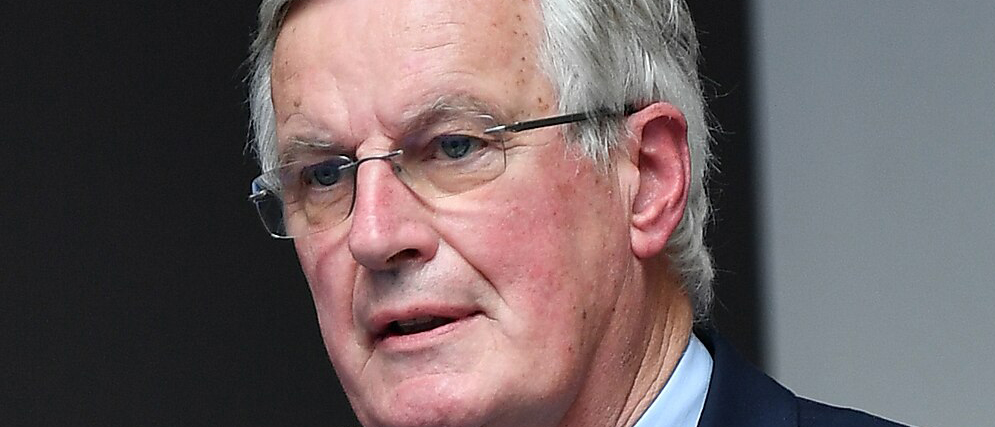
627, 103, 690, 259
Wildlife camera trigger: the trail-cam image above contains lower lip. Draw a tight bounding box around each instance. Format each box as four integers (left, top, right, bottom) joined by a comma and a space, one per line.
376, 312, 483, 352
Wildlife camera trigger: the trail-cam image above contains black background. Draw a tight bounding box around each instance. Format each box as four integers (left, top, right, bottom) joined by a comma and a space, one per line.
1, 2, 758, 425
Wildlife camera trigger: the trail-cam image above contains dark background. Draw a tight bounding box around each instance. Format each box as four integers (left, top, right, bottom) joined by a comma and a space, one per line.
1, 2, 758, 426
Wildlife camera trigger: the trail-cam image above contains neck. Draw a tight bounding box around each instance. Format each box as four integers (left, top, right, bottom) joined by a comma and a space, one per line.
616, 281, 693, 427
556, 262, 695, 427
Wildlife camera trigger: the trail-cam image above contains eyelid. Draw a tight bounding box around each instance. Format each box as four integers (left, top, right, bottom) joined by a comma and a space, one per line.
273, 155, 351, 190
278, 137, 351, 165
281, 150, 355, 172
296, 157, 356, 190
301, 155, 355, 173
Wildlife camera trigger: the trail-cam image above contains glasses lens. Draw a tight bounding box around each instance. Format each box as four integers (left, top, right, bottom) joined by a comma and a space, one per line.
249, 115, 509, 239
250, 178, 290, 238
291, 159, 356, 234
399, 114, 507, 197
252, 156, 357, 238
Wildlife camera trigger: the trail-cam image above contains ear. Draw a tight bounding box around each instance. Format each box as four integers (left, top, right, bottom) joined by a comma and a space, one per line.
624, 102, 690, 259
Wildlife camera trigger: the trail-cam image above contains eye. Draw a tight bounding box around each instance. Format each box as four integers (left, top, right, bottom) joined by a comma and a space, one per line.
301, 158, 348, 187
434, 134, 483, 159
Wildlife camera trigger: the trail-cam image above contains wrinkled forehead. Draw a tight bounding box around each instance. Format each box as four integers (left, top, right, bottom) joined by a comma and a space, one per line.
270, 0, 550, 150
283, 0, 538, 42
273, 0, 545, 92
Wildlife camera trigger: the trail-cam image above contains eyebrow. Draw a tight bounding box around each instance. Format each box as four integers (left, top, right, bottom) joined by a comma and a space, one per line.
276, 94, 509, 164
278, 136, 347, 165
398, 94, 509, 137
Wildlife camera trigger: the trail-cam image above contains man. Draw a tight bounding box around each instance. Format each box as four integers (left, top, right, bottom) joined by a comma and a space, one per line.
246, 0, 908, 426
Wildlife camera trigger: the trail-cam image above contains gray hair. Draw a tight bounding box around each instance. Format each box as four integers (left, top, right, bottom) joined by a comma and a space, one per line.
247, 0, 714, 319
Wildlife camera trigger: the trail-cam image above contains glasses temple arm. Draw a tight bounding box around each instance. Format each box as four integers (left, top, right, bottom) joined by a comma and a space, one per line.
484, 104, 639, 134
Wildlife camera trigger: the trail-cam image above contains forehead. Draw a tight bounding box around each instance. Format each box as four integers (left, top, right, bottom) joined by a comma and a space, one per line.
271, 0, 549, 150
278, 0, 536, 51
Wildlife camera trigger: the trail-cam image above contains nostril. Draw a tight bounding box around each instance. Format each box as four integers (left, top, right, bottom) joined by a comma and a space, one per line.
386, 248, 421, 265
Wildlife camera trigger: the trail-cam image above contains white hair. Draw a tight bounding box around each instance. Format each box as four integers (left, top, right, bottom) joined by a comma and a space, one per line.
247, 0, 715, 319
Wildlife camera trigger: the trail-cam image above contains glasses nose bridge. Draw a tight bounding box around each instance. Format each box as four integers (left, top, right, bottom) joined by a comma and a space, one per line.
347, 148, 411, 208
349, 149, 405, 184
352, 149, 403, 168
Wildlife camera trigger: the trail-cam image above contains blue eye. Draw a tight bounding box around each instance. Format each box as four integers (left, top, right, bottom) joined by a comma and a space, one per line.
435, 134, 481, 159
302, 159, 347, 187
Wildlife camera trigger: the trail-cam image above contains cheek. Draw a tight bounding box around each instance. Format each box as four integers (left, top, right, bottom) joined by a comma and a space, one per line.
439, 160, 627, 338
294, 232, 357, 341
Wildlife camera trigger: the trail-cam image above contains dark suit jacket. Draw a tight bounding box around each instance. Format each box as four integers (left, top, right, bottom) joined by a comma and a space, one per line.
695, 329, 910, 427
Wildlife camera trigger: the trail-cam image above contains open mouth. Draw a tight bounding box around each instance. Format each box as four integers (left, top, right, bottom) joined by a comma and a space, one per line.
383, 316, 458, 338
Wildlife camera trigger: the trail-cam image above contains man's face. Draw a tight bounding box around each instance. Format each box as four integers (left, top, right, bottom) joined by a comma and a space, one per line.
271, 1, 639, 425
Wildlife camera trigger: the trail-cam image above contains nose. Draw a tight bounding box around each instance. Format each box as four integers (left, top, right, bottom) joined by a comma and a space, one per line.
347, 158, 439, 271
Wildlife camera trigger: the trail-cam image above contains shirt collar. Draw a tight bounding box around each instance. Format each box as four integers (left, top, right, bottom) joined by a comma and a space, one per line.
632, 332, 713, 427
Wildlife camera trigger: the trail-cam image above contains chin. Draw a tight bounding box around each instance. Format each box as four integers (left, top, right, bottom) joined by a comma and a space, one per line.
353, 377, 495, 427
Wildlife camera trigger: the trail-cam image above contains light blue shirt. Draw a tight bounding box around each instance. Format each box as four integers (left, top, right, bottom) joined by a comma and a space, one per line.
632, 333, 713, 427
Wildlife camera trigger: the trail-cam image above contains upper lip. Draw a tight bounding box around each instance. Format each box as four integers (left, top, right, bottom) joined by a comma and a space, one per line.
366, 304, 481, 342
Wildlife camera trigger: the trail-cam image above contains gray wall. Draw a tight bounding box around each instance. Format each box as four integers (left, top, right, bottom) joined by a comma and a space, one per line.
753, 2, 995, 426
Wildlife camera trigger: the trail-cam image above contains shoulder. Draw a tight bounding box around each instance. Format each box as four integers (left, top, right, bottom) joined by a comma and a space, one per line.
695, 328, 911, 427
796, 398, 907, 427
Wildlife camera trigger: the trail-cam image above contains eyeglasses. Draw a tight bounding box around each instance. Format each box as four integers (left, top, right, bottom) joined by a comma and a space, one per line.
248, 106, 633, 239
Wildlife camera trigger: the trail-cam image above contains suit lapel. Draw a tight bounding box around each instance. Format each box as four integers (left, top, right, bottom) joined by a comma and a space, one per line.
695, 329, 798, 427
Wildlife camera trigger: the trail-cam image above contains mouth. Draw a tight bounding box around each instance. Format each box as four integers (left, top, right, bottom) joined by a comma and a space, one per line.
371, 310, 483, 345
385, 316, 457, 338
